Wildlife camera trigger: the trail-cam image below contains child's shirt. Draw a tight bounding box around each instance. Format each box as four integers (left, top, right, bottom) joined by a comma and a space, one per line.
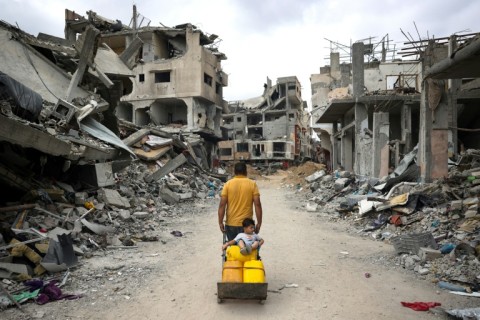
234, 232, 262, 247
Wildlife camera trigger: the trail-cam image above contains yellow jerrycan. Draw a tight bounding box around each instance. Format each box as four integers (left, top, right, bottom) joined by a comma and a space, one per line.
222, 260, 243, 283
243, 260, 265, 283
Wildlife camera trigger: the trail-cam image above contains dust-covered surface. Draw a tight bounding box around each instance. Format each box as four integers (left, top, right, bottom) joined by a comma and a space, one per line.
281, 161, 326, 186
2, 173, 478, 320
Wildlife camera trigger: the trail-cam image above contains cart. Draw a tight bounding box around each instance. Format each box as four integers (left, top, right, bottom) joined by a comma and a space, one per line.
217, 234, 268, 304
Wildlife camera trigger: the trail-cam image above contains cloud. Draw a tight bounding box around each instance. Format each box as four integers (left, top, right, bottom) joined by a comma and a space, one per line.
1, 0, 480, 106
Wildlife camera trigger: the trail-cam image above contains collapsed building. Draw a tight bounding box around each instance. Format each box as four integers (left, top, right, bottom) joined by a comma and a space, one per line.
0, 5, 232, 287
64, 7, 229, 170
0, 18, 138, 204
219, 76, 311, 164
311, 33, 480, 181
0, 5, 229, 206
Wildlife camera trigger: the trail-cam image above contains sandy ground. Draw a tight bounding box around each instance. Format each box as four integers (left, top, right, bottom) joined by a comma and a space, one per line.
3, 173, 477, 319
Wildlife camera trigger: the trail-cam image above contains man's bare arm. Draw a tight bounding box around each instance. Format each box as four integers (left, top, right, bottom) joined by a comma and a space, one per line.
253, 195, 263, 233
218, 196, 228, 232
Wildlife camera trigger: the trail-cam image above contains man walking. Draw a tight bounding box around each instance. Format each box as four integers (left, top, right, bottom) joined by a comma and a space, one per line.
218, 162, 263, 241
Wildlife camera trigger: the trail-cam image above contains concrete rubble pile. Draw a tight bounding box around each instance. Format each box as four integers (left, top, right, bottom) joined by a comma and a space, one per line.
0, 118, 225, 309
299, 148, 480, 296
0, 16, 225, 309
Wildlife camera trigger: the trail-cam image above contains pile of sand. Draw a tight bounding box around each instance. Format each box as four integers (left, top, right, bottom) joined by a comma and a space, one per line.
281, 161, 326, 186
221, 163, 267, 180
220, 161, 326, 184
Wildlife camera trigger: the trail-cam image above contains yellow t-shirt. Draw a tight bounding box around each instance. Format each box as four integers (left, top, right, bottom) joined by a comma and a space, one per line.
221, 175, 260, 227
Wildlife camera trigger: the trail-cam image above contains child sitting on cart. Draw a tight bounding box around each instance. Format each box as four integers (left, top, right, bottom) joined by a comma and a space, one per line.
222, 218, 264, 255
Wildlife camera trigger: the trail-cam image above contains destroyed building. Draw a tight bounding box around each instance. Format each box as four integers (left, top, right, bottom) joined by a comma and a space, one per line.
219, 76, 311, 164
0, 16, 140, 204
311, 33, 480, 181
64, 7, 229, 170
0, 5, 229, 206
0, 5, 231, 296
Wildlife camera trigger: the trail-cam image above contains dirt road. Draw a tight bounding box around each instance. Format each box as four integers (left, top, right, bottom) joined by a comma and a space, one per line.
5, 173, 474, 319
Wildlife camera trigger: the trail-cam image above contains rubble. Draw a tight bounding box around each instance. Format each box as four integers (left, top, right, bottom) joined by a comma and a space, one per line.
289, 151, 480, 297
0, 2, 478, 316
0, 7, 230, 311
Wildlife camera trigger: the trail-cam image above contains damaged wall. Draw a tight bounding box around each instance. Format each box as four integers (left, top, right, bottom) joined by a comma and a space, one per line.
364, 62, 421, 93
150, 99, 188, 126
116, 25, 226, 137
0, 27, 90, 104
263, 112, 288, 139
220, 75, 310, 163
310, 52, 352, 112
312, 39, 426, 175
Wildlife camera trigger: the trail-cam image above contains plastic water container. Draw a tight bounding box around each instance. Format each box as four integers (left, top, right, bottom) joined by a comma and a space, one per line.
226, 245, 258, 262
222, 260, 243, 283
243, 260, 265, 283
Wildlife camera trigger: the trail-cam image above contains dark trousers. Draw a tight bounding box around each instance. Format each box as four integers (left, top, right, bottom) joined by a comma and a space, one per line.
225, 225, 243, 242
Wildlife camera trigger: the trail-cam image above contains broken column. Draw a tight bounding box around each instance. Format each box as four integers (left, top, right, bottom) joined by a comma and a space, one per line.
448, 35, 461, 159
341, 126, 353, 172
401, 102, 412, 153
372, 112, 389, 178
352, 42, 366, 174
419, 40, 449, 182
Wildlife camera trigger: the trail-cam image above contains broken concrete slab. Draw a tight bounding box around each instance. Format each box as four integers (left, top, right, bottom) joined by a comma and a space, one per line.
305, 170, 326, 183
78, 162, 115, 187
334, 178, 350, 191
144, 135, 172, 149
0, 262, 30, 278
0, 24, 90, 104
465, 210, 478, 218
75, 192, 88, 206
98, 188, 131, 208
66, 25, 100, 101
464, 197, 479, 206
0, 115, 71, 156
450, 200, 463, 210
391, 232, 437, 255
47, 227, 72, 240
145, 153, 187, 183
92, 43, 135, 79
41, 234, 78, 273
118, 209, 131, 220
81, 219, 115, 235
418, 247, 442, 262
159, 187, 180, 205
178, 192, 193, 201
132, 211, 149, 219
119, 36, 143, 69
134, 145, 170, 161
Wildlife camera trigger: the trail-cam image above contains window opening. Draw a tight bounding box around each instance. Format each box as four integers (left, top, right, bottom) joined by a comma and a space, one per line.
155, 71, 170, 83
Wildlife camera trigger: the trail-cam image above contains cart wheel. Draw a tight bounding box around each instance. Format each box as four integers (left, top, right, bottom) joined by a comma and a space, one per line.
259, 300, 266, 305
217, 298, 224, 304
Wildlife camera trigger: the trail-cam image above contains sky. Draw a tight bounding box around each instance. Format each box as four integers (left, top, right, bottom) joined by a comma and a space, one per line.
2, 0, 480, 108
